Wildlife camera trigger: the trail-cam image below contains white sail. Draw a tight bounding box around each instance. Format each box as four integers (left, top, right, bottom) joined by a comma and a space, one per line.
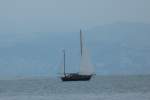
79, 30, 94, 75
79, 47, 94, 75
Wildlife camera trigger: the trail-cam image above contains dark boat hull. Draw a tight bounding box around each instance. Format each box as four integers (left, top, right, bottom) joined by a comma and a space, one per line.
61, 73, 92, 81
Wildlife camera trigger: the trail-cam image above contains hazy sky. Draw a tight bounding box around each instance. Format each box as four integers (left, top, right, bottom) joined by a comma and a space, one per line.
0, 0, 150, 78
0, 0, 150, 33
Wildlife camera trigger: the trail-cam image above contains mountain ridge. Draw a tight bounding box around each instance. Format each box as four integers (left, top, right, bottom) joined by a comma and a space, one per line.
0, 22, 150, 77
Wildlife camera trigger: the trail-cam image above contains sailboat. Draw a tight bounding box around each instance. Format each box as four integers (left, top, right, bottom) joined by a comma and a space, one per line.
60, 30, 94, 81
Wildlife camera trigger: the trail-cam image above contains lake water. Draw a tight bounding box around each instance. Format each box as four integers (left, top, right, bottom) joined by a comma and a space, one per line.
0, 75, 150, 100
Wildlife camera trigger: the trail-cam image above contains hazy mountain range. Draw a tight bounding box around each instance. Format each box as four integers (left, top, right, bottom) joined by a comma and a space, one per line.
0, 22, 150, 78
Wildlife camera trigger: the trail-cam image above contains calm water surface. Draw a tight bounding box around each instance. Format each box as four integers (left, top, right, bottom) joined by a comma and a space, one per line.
0, 75, 150, 96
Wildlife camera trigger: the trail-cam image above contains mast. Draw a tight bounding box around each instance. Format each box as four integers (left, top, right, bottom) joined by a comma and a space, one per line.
63, 50, 66, 76
80, 29, 83, 56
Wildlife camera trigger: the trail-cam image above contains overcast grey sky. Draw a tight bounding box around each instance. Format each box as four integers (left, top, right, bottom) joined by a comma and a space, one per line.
0, 0, 150, 33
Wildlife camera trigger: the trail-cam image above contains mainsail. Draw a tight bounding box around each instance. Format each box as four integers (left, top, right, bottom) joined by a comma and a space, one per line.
79, 30, 94, 75
79, 47, 94, 75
